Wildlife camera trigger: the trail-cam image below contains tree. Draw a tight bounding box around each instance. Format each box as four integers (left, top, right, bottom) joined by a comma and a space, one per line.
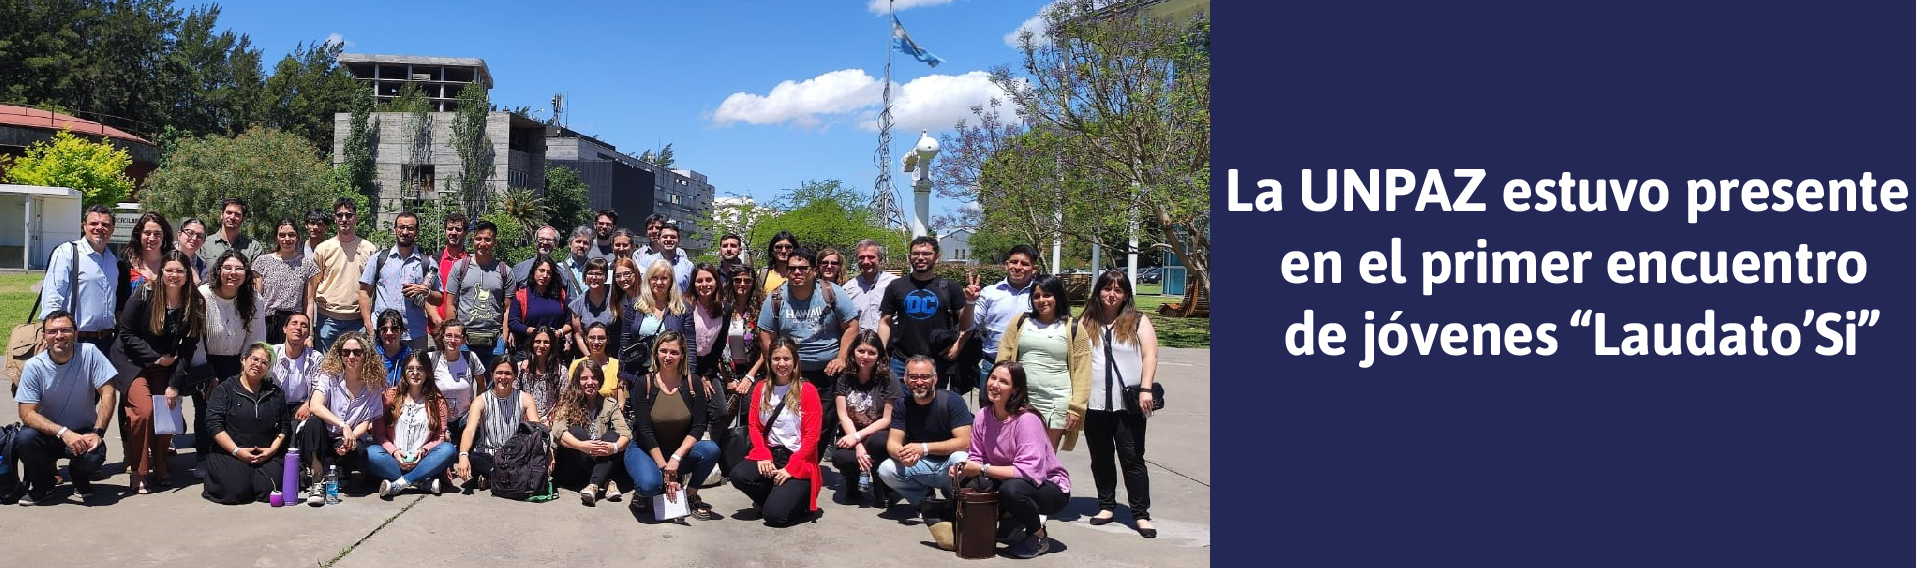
543, 165, 591, 231
339, 86, 378, 195
1, 130, 135, 208
705, 194, 775, 261
259, 40, 360, 154
750, 180, 905, 261
636, 143, 676, 169
450, 84, 494, 211
939, 1, 1210, 307
141, 127, 343, 239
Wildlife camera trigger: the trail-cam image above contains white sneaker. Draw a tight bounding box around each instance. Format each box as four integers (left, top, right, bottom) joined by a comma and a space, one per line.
382, 479, 409, 497
306, 485, 325, 506
429, 478, 442, 496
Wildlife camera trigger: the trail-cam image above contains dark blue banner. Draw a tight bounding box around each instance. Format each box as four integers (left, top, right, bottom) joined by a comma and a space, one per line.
1220, 3, 1916, 566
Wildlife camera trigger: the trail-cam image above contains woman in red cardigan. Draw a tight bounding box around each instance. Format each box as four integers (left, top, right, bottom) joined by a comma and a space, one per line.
729, 336, 823, 526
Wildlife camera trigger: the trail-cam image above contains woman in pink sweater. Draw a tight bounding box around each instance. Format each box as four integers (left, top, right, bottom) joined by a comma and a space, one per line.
952, 361, 1072, 559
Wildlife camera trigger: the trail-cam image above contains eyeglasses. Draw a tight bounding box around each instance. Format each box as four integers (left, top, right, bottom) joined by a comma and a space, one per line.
788, 265, 813, 272
772, 244, 794, 250
180, 231, 206, 240
904, 373, 936, 380
340, 348, 366, 358
818, 260, 841, 266
244, 356, 271, 365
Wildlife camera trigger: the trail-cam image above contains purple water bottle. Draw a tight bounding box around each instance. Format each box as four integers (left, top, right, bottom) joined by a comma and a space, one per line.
283, 445, 302, 508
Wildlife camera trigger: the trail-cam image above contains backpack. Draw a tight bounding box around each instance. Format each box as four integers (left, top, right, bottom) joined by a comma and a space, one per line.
489, 421, 555, 501
370, 246, 438, 303
767, 282, 842, 339
0, 421, 19, 498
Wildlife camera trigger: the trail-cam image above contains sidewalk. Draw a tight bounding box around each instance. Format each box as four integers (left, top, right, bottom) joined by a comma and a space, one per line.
0, 347, 1210, 568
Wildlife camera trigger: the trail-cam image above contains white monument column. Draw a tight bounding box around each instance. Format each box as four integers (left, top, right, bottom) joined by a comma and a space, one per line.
903, 129, 939, 238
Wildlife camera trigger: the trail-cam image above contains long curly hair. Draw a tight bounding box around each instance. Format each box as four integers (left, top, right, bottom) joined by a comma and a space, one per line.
551, 358, 605, 433
209, 249, 257, 333
318, 331, 386, 397
758, 336, 805, 421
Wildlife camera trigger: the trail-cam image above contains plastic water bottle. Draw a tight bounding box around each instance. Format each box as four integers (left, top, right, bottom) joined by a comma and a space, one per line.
323, 466, 341, 505
859, 470, 872, 493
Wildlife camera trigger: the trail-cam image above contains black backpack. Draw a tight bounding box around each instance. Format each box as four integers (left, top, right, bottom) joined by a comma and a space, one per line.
489, 421, 554, 501
0, 421, 21, 498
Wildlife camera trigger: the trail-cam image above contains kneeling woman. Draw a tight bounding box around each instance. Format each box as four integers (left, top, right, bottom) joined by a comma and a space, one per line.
553, 360, 631, 506
624, 331, 721, 519
952, 362, 1073, 559
202, 343, 291, 504
729, 337, 822, 526
456, 360, 542, 489
369, 352, 456, 497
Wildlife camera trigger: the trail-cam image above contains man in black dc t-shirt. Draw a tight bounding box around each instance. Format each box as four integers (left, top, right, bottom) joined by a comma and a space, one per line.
878, 236, 977, 390
878, 356, 975, 509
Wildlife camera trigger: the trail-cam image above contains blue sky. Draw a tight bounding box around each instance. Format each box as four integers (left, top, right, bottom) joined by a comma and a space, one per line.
218, 0, 1056, 220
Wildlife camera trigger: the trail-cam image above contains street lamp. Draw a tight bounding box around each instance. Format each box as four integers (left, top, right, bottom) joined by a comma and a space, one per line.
901, 129, 938, 238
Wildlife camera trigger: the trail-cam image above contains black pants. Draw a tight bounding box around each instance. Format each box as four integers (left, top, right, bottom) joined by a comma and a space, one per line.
800, 369, 837, 460
729, 450, 813, 526
202, 451, 283, 504
559, 428, 624, 488
968, 476, 1069, 537
467, 450, 496, 479
295, 416, 367, 475
828, 433, 891, 501
194, 355, 244, 461
1084, 409, 1151, 519
9, 427, 107, 499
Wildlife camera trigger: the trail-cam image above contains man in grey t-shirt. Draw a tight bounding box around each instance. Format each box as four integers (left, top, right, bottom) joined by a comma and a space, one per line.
446, 220, 515, 370
7, 312, 117, 505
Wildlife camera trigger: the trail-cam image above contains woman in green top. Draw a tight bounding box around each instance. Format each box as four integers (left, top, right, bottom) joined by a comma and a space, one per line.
623, 330, 723, 520
993, 274, 1091, 450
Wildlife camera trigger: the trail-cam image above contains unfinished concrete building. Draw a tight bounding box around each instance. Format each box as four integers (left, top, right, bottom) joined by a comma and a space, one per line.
546, 127, 715, 254
331, 54, 544, 227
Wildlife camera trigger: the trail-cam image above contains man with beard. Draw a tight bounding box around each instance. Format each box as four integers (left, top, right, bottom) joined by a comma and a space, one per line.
717, 233, 746, 276
843, 239, 897, 334
634, 223, 695, 292
513, 225, 584, 300
447, 220, 515, 369
200, 197, 264, 280
308, 198, 380, 353
358, 211, 439, 351
587, 210, 620, 263
5, 312, 118, 505
972, 244, 1041, 396
878, 237, 978, 391
876, 356, 973, 518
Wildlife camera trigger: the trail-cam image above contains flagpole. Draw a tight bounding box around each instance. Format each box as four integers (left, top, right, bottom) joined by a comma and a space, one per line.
872, 0, 905, 233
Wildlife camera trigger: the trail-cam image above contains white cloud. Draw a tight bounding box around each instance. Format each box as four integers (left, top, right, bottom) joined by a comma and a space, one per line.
323, 32, 349, 48
877, 71, 1013, 132
1005, 1, 1078, 48
709, 69, 1015, 134
869, 0, 961, 15
711, 69, 884, 128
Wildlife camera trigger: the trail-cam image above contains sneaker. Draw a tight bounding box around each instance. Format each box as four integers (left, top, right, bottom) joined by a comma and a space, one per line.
74, 487, 94, 501
428, 479, 442, 496
379, 480, 392, 497
1007, 533, 1050, 559
382, 479, 410, 497
603, 488, 621, 502
306, 484, 325, 506
19, 492, 60, 506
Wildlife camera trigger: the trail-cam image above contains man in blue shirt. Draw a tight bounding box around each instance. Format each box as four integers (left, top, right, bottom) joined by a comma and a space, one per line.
757, 247, 859, 451
634, 223, 695, 292
972, 244, 1040, 400
358, 211, 439, 351
39, 205, 120, 355
6, 312, 117, 505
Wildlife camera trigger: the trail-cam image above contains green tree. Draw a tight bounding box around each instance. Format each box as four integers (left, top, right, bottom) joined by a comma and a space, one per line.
259, 40, 360, 154
543, 165, 591, 230
339, 86, 377, 195
637, 143, 676, 169
450, 84, 494, 211
941, 1, 1210, 303
750, 180, 904, 262
141, 127, 341, 239
1, 130, 135, 208
478, 210, 530, 265
159, 5, 264, 137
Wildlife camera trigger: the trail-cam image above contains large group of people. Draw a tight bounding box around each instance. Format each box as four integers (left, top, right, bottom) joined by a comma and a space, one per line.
2, 199, 1166, 558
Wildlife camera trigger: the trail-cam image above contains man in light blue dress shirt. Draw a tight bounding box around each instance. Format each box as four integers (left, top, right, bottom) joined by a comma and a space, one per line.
39, 205, 121, 355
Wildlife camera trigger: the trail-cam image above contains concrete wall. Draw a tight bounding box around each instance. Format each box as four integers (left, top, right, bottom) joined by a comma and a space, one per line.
333, 111, 545, 228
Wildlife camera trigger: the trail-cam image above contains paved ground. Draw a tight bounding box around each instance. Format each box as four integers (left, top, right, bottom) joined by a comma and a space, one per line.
0, 347, 1210, 568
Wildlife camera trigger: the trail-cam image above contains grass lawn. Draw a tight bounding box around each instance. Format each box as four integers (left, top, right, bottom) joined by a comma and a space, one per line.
1126, 282, 1209, 349
0, 272, 43, 323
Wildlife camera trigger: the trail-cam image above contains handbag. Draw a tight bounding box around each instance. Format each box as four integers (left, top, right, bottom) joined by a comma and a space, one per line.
8, 243, 78, 393
1103, 326, 1165, 415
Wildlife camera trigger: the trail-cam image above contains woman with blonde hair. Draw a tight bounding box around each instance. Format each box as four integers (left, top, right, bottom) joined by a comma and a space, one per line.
297, 330, 389, 505
620, 258, 696, 386
624, 331, 722, 520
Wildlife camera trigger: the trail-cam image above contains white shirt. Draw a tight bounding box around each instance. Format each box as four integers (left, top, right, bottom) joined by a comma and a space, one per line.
392, 400, 431, 453
1087, 324, 1147, 412
272, 343, 320, 405
430, 350, 478, 421
198, 283, 267, 360
763, 383, 801, 450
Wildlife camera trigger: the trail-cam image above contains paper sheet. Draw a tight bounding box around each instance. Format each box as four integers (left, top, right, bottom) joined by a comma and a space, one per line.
153, 395, 186, 435
652, 487, 690, 521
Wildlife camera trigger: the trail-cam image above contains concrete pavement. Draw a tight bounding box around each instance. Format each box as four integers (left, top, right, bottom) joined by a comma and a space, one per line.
0, 347, 1210, 567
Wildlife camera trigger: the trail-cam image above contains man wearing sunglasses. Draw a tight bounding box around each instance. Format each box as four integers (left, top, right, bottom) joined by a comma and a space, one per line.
308, 198, 381, 354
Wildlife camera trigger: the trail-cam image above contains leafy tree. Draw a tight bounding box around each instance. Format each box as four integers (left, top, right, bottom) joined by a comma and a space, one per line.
1, 130, 135, 208
750, 180, 905, 262
478, 209, 531, 265
637, 143, 676, 169
141, 127, 341, 238
450, 84, 494, 211
940, 1, 1210, 306
543, 165, 591, 231
159, 5, 264, 137
259, 40, 360, 154
339, 87, 377, 195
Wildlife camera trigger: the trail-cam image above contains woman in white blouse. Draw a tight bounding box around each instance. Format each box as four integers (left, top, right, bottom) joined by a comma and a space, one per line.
368, 352, 454, 497
190, 249, 266, 474
429, 322, 480, 445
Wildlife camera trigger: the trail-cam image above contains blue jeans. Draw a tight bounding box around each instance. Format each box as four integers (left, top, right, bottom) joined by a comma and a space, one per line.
314, 313, 364, 355
625, 440, 720, 497
364, 443, 456, 485
876, 450, 968, 506
11, 427, 108, 498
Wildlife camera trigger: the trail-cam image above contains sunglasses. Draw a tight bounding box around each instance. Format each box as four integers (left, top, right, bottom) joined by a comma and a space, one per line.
340, 348, 366, 357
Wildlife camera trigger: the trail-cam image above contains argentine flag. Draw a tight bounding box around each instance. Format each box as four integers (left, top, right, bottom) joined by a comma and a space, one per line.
892, 15, 944, 67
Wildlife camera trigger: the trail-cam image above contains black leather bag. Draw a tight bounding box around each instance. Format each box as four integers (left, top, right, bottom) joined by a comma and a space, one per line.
1122, 383, 1165, 414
